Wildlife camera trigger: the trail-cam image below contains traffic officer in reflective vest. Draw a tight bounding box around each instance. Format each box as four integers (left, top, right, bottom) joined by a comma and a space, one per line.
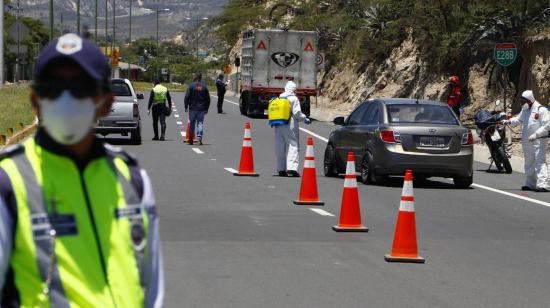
148, 77, 172, 141
0, 33, 164, 307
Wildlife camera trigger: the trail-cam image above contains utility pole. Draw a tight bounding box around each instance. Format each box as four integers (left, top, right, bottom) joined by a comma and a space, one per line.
76, 0, 80, 34
112, 0, 115, 51
49, 0, 53, 40
104, 0, 108, 55
128, 0, 132, 80
94, 0, 98, 42
14, 0, 22, 83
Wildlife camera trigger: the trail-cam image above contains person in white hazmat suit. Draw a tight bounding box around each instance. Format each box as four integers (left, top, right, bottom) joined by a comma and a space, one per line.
503, 90, 549, 192
272, 81, 312, 177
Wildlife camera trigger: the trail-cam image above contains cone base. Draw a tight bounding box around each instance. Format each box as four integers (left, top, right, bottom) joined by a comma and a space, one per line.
293, 200, 325, 206
233, 172, 260, 177
384, 254, 425, 263
332, 225, 369, 232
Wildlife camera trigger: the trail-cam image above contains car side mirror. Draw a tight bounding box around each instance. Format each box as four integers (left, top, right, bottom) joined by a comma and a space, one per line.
136, 93, 144, 100
333, 117, 345, 126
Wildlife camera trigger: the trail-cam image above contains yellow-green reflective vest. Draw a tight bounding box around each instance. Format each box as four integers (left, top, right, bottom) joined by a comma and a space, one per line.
152, 84, 168, 103
0, 139, 149, 307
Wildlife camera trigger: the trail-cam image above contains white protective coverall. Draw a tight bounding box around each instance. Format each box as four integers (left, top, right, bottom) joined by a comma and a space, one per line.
508, 90, 549, 189
274, 81, 308, 172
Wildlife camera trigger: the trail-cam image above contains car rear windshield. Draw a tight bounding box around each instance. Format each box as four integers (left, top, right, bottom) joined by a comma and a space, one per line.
386, 104, 459, 125
111, 81, 132, 96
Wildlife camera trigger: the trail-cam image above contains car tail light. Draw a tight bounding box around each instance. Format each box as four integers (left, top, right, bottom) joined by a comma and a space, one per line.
133, 104, 139, 118
462, 132, 474, 145
380, 130, 401, 143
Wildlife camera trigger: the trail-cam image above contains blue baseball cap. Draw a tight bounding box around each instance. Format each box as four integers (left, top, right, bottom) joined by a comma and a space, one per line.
35, 33, 111, 81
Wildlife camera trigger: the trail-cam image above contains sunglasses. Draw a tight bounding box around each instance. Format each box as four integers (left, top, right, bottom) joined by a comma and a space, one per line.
32, 79, 108, 99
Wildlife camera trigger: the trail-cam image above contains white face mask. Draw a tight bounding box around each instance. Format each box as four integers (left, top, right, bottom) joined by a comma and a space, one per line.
39, 90, 101, 145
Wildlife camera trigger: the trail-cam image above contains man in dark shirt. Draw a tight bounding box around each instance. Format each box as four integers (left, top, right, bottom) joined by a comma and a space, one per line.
215, 74, 228, 114
184, 73, 211, 145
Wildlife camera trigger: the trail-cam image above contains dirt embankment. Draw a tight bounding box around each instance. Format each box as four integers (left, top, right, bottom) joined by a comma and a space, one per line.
317, 30, 549, 116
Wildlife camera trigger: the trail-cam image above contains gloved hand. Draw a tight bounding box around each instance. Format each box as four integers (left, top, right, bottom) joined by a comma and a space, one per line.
529, 134, 537, 142
304, 118, 312, 125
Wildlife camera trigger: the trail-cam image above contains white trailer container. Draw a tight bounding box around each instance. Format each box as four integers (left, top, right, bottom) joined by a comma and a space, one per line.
239, 29, 318, 116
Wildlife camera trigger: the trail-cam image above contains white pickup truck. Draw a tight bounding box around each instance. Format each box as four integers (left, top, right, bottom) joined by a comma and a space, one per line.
96, 78, 143, 145
239, 29, 318, 117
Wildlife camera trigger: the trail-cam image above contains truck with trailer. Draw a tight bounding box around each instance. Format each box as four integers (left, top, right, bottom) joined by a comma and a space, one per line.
239, 29, 318, 117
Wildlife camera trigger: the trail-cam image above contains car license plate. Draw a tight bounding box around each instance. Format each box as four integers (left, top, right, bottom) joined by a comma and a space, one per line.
419, 136, 446, 148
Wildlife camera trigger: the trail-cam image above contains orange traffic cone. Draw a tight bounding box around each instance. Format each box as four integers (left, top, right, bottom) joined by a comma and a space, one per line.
294, 138, 324, 205
385, 169, 425, 263
234, 122, 259, 177
184, 120, 196, 143
332, 152, 368, 232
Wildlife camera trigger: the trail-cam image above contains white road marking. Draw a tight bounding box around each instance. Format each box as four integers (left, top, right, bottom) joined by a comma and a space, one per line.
180, 131, 185, 137
211, 158, 217, 161
224, 167, 238, 174
299, 127, 328, 143
472, 183, 550, 208
174, 114, 180, 118
177, 121, 183, 125
192, 148, 204, 154
211, 94, 239, 106
309, 208, 335, 217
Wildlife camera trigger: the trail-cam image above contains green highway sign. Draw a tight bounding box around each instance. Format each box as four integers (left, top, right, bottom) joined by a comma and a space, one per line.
494, 43, 517, 67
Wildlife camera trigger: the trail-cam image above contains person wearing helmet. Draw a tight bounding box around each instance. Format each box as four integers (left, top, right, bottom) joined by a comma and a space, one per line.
502, 90, 549, 192
447, 75, 463, 117
271, 81, 312, 177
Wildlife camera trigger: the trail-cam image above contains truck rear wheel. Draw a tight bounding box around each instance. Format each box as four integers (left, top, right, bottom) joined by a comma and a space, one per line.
239, 95, 247, 115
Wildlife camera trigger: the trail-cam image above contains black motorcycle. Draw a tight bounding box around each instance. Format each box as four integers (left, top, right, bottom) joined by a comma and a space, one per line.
474, 105, 513, 174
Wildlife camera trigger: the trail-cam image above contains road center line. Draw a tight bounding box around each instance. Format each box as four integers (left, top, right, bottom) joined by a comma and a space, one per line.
192, 148, 204, 154
180, 131, 185, 137
177, 121, 183, 125
472, 183, 550, 208
299, 127, 328, 143
309, 208, 335, 216
211, 94, 239, 106
224, 167, 238, 174
174, 114, 180, 118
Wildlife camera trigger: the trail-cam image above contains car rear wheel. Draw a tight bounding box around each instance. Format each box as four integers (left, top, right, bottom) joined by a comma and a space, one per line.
323, 145, 338, 177
360, 152, 387, 184
131, 125, 142, 145
360, 154, 374, 184
453, 175, 473, 188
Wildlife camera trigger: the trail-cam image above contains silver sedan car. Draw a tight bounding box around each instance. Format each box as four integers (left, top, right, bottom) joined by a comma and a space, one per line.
323, 98, 474, 188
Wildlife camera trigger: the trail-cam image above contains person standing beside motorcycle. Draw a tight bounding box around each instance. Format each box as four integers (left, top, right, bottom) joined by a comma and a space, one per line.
447, 75, 463, 118
502, 90, 549, 192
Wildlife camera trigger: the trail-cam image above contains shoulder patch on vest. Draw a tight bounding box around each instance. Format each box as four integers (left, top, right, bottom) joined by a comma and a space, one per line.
104, 144, 139, 166
0, 144, 25, 162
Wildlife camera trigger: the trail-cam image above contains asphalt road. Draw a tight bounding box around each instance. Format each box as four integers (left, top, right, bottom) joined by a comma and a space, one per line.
108, 91, 550, 308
